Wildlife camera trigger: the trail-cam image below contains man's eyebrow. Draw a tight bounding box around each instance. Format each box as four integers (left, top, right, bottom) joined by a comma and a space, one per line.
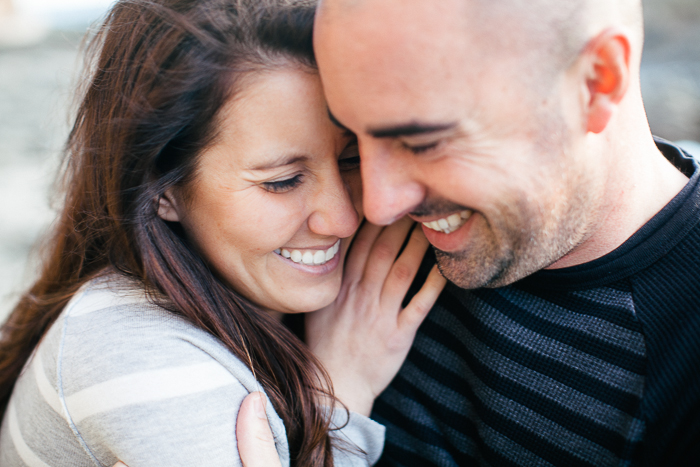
327, 109, 457, 139
249, 154, 308, 171
368, 122, 458, 138
327, 109, 349, 131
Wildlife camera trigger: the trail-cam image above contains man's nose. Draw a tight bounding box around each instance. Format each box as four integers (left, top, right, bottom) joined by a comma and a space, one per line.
360, 140, 425, 225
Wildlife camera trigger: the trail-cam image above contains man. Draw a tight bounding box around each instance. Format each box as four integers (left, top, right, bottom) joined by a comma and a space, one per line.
239, 0, 700, 465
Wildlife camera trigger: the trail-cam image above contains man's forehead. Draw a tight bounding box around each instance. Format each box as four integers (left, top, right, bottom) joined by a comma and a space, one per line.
317, 0, 368, 12
314, 0, 541, 134
317, 0, 471, 29
315, 1, 500, 100
315, 0, 475, 67
315, 0, 506, 81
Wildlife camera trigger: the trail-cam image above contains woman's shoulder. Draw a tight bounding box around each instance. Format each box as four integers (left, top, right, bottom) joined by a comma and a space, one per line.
54, 272, 264, 396
61, 271, 183, 333
13, 272, 291, 466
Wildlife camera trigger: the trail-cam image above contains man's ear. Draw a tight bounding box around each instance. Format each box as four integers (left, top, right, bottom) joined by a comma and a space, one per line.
157, 188, 181, 222
581, 29, 632, 134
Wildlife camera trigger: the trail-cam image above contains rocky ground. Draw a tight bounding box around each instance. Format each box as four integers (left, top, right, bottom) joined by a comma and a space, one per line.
1, 0, 700, 323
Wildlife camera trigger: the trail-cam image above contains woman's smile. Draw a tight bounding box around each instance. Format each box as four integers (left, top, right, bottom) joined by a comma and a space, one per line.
275, 239, 341, 266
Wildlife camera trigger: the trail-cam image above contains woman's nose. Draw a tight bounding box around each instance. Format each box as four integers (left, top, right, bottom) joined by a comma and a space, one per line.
307, 168, 361, 238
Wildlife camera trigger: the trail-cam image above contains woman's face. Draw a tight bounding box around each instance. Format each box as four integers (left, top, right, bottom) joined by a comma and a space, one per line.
160, 67, 362, 315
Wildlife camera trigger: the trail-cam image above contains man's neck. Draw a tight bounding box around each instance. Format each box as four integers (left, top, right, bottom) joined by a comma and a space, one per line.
547, 134, 690, 270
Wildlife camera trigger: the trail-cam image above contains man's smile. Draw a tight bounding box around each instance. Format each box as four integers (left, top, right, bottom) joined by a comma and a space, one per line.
419, 209, 473, 234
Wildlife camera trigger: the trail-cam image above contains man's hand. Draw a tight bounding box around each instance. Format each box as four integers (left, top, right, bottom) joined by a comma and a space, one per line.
237, 392, 282, 467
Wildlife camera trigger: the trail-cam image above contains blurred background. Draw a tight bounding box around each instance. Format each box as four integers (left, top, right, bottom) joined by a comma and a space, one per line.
1, 0, 700, 323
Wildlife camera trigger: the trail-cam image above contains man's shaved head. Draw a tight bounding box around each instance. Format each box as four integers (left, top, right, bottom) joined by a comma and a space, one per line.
318, 0, 643, 93
314, 0, 661, 288
470, 0, 643, 79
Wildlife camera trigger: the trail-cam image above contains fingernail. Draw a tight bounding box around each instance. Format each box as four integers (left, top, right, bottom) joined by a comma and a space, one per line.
254, 393, 267, 420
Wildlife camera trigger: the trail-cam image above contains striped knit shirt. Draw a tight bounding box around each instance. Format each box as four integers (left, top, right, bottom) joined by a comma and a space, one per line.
0, 275, 385, 467
373, 139, 700, 467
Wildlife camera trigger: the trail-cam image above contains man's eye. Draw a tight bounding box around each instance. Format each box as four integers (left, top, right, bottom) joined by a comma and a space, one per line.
262, 174, 303, 193
338, 144, 360, 171
403, 141, 440, 154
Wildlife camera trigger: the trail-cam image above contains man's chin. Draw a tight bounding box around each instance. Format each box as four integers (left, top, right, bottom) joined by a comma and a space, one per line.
434, 248, 525, 290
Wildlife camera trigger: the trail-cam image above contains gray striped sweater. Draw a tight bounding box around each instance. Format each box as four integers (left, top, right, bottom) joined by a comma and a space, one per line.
0, 275, 385, 466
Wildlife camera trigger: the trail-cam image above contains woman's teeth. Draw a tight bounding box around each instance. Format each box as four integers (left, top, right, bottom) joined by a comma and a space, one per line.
422, 210, 472, 234
274, 240, 341, 266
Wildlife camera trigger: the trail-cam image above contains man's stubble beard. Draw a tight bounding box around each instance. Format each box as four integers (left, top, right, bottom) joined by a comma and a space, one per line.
434, 191, 592, 289
434, 118, 597, 290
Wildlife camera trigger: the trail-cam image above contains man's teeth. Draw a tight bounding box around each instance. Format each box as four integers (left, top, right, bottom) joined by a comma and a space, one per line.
422, 210, 472, 234
274, 240, 341, 266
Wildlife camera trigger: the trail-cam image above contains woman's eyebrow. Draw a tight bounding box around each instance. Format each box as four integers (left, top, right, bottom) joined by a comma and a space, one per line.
249, 154, 308, 171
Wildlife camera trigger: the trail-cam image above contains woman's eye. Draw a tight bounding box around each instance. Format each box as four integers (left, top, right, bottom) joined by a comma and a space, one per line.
339, 155, 360, 171
338, 145, 360, 171
262, 174, 303, 193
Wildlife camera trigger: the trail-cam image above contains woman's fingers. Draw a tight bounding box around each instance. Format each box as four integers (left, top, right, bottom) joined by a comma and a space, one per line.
399, 264, 447, 332
113, 463, 128, 467
382, 226, 431, 303
361, 217, 416, 284
237, 392, 282, 467
343, 221, 383, 280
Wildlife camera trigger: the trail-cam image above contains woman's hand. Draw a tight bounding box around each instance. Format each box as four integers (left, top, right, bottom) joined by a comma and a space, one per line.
307, 217, 447, 416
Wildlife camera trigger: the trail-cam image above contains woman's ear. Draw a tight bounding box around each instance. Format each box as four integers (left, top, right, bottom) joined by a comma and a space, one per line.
157, 188, 181, 222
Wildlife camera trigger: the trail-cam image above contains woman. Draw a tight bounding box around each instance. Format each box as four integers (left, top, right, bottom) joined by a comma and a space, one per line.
0, 0, 445, 466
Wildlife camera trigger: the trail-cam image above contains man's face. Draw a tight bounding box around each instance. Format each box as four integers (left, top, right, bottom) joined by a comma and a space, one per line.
315, 0, 602, 288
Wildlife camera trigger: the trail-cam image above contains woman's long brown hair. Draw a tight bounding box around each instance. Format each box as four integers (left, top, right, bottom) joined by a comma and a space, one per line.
0, 0, 340, 464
